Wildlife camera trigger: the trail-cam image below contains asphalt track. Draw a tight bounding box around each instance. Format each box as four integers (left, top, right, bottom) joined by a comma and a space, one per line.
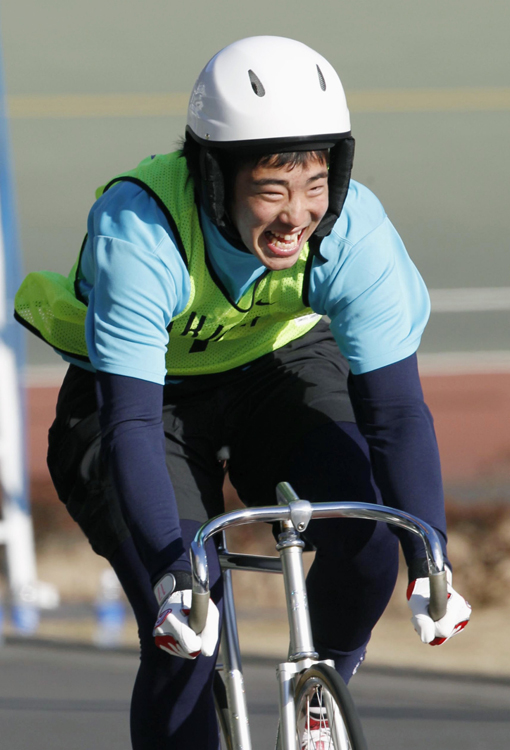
1, 639, 510, 749
1, 0, 509, 367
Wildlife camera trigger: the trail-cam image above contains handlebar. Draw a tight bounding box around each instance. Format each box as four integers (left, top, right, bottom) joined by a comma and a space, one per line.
188, 483, 448, 634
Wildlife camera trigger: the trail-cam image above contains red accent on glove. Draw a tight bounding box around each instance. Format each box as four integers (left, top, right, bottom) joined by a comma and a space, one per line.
429, 619, 469, 646
406, 581, 416, 600
155, 633, 179, 651
429, 636, 447, 646
154, 634, 200, 658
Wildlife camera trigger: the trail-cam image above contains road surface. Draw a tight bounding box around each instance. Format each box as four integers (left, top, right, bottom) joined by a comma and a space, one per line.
1, 640, 509, 749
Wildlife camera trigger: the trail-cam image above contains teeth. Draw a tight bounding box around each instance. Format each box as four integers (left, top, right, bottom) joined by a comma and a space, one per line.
267, 231, 302, 251
264, 229, 304, 252
272, 239, 297, 250
270, 232, 298, 242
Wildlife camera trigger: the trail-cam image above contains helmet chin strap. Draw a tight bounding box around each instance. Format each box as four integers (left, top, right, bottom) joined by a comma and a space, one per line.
198, 137, 355, 252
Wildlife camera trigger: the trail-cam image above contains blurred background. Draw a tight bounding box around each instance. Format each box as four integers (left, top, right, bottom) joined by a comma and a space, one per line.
0, 0, 509, 670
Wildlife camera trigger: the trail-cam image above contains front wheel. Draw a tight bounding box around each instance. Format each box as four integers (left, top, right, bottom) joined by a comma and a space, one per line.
294, 664, 367, 750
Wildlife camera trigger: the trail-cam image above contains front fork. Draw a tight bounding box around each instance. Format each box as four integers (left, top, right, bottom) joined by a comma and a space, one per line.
276, 657, 338, 750
275, 514, 319, 750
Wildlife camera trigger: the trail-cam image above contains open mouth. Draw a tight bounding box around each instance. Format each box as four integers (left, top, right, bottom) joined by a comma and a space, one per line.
264, 229, 305, 256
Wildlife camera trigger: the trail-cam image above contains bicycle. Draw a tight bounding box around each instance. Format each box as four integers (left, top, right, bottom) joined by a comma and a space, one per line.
189, 481, 448, 750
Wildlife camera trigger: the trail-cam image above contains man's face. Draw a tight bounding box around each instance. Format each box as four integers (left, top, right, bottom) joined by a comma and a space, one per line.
230, 156, 329, 271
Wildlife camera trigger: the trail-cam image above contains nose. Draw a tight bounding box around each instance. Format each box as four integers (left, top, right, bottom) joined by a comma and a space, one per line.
278, 195, 309, 229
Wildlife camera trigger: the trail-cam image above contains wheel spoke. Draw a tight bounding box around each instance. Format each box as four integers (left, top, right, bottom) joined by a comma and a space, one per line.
294, 665, 366, 750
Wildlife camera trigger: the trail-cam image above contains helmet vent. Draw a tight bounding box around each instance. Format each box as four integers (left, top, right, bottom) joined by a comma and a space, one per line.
317, 65, 326, 91
248, 70, 266, 97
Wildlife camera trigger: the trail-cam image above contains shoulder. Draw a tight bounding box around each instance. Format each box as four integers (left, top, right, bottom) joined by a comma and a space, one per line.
82, 180, 190, 308
86, 179, 191, 280
88, 180, 169, 248
309, 181, 426, 313
316, 181, 408, 277
329, 180, 387, 248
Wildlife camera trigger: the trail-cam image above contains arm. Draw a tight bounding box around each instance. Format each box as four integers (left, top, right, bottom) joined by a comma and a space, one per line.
84, 181, 190, 582
309, 190, 441, 552
95, 372, 189, 583
86, 182, 219, 653
346, 346, 472, 646
347, 353, 447, 572
309, 185, 471, 642
348, 356, 472, 645
96, 371, 219, 653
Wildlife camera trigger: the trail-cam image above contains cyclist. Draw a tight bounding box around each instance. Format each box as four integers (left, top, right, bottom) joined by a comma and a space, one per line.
15, 36, 471, 749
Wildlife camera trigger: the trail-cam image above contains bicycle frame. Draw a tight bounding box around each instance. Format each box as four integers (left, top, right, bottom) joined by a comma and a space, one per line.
190, 482, 447, 750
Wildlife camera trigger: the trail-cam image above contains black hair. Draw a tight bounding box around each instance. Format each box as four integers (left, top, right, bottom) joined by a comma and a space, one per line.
180, 134, 328, 186
231, 148, 329, 171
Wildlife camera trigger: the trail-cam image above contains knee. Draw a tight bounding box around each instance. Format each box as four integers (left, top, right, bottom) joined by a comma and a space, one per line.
307, 520, 399, 590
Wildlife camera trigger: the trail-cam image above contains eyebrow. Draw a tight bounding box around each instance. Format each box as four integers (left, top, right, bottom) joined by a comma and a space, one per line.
253, 171, 328, 187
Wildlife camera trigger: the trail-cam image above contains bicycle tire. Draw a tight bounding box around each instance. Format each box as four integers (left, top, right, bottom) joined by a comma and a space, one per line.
294, 664, 367, 750
213, 671, 233, 750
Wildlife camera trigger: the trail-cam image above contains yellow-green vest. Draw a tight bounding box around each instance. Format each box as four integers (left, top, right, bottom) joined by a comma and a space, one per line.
15, 151, 321, 376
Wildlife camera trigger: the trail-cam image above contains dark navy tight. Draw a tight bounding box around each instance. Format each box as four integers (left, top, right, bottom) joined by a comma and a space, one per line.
110, 421, 399, 749
111, 521, 223, 750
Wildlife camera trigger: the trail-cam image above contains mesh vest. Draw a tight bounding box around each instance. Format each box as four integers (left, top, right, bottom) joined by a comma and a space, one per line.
14, 151, 321, 375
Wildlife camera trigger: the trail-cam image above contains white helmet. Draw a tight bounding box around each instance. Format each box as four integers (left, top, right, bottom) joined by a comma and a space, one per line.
187, 36, 351, 151
185, 36, 355, 238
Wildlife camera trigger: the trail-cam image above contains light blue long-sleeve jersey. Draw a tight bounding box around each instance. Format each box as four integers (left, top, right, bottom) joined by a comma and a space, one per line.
69, 179, 430, 384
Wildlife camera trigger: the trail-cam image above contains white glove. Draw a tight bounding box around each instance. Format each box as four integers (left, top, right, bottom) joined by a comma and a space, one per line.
152, 574, 220, 659
407, 568, 471, 646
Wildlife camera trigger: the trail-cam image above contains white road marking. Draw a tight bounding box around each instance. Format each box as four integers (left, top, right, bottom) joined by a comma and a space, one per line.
418, 350, 510, 375
429, 287, 510, 312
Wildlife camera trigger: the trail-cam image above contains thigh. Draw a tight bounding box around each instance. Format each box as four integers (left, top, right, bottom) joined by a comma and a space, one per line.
286, 420, 383, 555
47, 365, 131, 559
227, 322, 356, 507
283, 421, 399, 658
161, 391, 226, 523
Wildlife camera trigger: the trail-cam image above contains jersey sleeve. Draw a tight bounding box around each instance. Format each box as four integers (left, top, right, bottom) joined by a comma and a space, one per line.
309, 187, 430, 375
82, 181, 190, 384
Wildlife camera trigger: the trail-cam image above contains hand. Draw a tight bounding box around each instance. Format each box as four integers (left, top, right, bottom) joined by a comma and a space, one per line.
152, 574, 220, 659
407, 568, 471, 646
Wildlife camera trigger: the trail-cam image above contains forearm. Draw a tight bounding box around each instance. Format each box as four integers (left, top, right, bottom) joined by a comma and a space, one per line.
95, 371, 188, 584
348, 354, 448, 567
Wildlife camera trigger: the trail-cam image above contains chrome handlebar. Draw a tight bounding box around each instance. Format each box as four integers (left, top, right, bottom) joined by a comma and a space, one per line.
188, 482, 447, 634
